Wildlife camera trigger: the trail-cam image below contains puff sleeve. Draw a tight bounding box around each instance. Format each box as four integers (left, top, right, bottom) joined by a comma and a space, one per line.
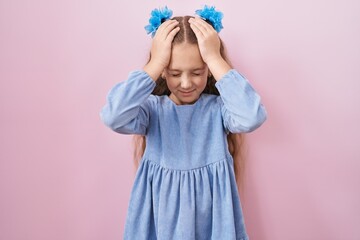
215, 69, 267, 133
100, 70, 156, 135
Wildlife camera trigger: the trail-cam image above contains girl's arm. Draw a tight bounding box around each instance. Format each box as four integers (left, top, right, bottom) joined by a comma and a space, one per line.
101, 20, 180, 135
100, 71, 155, 135
189, 17, 267, 133
144, 19, 180, 80
188, 17, 231, 80
215, 69, 267, 133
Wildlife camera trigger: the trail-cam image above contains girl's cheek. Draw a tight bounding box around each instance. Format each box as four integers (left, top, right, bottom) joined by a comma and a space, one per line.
195, 76, 208, 85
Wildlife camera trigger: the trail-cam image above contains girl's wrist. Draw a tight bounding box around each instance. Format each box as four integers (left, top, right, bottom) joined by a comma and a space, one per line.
206, 57, 231, 81
143, 61, 165, 81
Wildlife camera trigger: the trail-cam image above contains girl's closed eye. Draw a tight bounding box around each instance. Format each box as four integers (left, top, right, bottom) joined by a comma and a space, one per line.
167, 70, 181, 77
192, 72, 203, 76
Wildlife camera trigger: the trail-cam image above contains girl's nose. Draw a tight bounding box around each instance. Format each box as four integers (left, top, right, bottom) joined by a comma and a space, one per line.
180, 76, 192, 89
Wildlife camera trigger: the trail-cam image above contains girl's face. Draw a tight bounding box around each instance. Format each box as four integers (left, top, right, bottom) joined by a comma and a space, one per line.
164, 43, 209, 105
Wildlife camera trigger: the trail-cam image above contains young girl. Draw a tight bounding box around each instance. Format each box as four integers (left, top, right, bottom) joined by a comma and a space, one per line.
100, 6, 267, 240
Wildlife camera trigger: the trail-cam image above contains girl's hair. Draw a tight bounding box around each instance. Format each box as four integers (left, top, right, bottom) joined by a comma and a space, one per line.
133, 16, 247, 193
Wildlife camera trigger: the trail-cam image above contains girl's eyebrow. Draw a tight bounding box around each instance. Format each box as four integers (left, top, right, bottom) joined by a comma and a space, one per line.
167, 67, 206, 71
167, 68, 181, 72
192, 67, 206, 71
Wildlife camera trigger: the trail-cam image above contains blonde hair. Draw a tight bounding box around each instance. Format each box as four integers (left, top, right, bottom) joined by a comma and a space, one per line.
133, 16, 247, 193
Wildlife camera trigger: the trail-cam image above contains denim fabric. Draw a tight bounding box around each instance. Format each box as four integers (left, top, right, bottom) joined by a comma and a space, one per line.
100, 70, 267, 240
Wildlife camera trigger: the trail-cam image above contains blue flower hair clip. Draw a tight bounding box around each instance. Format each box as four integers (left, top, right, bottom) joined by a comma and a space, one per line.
195, 5, 224, 33
145, 6, 173, 37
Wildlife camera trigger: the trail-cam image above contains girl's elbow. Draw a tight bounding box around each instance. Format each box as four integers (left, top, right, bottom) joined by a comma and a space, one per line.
247, 114, 267, 132
100, 110, 122, 131
254, 108, 267, 127
228, 110, 267, 133
247, 108, 267, 132
230, 122, 261, 133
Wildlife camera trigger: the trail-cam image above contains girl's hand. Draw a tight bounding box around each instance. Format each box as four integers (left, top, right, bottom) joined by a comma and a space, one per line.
144, 20, 180, 80
189, 17, 231, 80
188, 17, 222, 65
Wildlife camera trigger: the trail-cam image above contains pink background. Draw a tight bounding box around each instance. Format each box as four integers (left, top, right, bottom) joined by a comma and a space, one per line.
1, 0, 359, 239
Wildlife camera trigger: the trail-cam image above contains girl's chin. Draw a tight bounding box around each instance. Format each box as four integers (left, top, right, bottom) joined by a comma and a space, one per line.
170, 92, 200, 105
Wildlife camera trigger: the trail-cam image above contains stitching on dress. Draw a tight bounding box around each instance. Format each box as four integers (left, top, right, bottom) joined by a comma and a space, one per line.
141, 157, 232, 172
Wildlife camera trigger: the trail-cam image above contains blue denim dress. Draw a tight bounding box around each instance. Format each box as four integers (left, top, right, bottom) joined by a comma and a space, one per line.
100, 70, 267, 240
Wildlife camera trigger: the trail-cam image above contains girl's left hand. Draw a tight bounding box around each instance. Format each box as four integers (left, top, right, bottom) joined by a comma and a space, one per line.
188, 17, 222, 65
188, 17, 231, 80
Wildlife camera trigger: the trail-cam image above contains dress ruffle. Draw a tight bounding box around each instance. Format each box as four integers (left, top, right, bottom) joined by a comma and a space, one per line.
124, 158, 249, 240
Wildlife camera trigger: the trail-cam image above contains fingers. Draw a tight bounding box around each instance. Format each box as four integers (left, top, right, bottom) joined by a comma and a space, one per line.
166, 25, 180, 41
187, 17, 221, 65
188, 17, 216, 37
155, 20, 179, 40
147, 19, 180, 73
188, 19, 204, 39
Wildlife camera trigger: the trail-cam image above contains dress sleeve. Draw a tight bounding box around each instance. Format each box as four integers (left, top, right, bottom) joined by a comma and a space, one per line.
99, 70, 156, 135
215, 69, 267, 133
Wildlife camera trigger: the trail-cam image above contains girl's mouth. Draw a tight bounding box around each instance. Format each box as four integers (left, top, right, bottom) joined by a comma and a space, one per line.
179, 90, 195, 96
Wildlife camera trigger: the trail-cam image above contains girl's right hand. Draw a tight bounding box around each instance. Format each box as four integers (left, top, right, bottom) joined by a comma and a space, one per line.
144, 20, 180, 81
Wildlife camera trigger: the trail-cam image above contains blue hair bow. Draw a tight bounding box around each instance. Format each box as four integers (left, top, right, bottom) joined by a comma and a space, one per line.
144, 6, 173, 37
195, 5, 224, 32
